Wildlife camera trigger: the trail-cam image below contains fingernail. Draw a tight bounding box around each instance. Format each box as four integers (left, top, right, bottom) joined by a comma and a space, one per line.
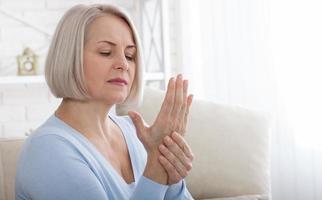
170, 77, 176, 83
178, 74, 182, 79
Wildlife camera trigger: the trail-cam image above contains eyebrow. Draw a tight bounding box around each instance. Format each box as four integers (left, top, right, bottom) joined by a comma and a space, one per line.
97, 40, 136, 49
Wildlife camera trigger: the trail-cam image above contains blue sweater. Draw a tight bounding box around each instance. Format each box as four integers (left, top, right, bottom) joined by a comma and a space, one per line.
15, 114, 193, 200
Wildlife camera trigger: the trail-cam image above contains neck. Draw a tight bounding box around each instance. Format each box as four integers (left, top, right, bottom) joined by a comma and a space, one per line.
55, 98, 115, 142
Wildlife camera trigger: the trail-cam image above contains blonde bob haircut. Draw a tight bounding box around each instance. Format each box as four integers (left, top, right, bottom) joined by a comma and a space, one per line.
45, 4, 144, 110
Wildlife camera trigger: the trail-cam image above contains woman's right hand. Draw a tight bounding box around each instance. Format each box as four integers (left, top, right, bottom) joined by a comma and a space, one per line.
158, 131, 194, 185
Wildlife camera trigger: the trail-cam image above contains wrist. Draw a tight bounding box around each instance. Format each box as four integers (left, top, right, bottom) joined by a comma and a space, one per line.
143, 149, 168, 184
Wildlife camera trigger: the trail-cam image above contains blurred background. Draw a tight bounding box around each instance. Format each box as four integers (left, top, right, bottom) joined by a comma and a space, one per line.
0, 0, 321, 199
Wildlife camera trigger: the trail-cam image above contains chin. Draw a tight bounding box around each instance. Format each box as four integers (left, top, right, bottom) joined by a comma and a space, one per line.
91, 89, 129, 104
102, 94, 128, 105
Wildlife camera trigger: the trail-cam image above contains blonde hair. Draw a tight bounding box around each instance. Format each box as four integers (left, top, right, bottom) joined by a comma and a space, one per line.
45, 4, 144, 110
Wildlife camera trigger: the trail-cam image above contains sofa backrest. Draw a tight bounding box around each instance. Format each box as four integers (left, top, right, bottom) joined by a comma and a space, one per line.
117, 87, 271, 199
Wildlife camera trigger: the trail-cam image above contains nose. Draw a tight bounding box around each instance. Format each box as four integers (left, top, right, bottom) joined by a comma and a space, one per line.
113, 54, 129, 71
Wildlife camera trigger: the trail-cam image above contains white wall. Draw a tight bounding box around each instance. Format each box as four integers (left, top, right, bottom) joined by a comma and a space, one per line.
0, 82, 60, 137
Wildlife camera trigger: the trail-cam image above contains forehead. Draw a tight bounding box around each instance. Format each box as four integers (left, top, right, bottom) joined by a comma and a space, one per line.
86, 14, 135, 45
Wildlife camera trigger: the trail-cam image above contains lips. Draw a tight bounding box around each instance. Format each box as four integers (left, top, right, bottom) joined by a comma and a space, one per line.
107, 78, 128, 85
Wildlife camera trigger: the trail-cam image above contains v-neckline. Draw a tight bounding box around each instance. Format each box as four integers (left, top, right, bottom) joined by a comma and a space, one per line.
108, 115, 136, 185
51, 114, 136, 186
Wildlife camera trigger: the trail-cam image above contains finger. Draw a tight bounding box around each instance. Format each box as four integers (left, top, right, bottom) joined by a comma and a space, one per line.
187, 94, 193, 110
177, 80, 188, 134
159, 144, 188, 178
128, 111, 146, 140
158, 155, 181, 183
158, 77, 176, 117
171, 132, 194, 161
171, 74, 184, 127
183, 94, 193, 136
164, 135, 193, 170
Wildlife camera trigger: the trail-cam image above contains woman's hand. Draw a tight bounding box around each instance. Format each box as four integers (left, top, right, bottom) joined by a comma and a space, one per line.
128, 74, 193, 184
128, 74, 193, 152
158, 132, 194, 185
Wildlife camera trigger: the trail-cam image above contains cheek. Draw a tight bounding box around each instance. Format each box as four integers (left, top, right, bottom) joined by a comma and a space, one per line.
84, 54, 105, 79
128, 64, 136, 86
83, 55, 107, 93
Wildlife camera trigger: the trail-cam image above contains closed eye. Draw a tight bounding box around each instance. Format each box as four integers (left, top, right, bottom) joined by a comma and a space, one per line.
126, 55, 135, 61
100, 52, 111, 56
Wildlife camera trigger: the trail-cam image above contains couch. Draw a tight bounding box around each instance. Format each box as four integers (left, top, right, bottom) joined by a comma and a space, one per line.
0, 87, 271, 200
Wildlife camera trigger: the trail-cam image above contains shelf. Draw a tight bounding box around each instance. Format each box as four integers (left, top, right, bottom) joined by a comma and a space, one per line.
0, 72, 165, 84
0, 75, 45, 84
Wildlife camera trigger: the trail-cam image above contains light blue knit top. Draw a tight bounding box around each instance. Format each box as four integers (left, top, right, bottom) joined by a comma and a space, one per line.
15, 114, 193, 200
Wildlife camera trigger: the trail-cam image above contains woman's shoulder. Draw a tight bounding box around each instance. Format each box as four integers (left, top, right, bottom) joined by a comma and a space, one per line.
19, 129, 77, 166
19, 115, 87, 165
16, 118, 91, 184
15, 119, 106, 200
24, 117, 77, 148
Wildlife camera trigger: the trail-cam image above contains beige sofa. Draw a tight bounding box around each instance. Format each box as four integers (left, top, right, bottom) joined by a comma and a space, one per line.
0, 88, 271, 200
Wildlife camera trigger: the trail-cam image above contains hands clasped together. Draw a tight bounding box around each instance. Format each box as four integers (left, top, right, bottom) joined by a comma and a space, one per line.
128, 74, 194, 185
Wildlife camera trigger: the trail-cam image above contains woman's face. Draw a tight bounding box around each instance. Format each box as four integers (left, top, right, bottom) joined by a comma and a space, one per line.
83, 14, 136, 104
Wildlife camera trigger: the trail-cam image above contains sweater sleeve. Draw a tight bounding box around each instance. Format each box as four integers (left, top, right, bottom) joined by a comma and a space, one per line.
164, 180, 194, 200
130, 176, 169, 199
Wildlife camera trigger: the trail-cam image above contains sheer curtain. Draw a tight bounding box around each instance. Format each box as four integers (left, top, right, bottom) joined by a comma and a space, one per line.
175, 0, 322, 199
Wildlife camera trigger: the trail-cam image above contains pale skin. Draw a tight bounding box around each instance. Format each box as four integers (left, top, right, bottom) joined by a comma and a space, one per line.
55, 13, 194, 185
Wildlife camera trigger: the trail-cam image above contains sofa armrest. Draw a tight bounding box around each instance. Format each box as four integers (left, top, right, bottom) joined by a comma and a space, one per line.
0, 138, 26, 200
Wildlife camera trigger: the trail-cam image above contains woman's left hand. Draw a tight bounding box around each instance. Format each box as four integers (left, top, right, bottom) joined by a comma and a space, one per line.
128, 74, 193, 152
158, 131, 194, 185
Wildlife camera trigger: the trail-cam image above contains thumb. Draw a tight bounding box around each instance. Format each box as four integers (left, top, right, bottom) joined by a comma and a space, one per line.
128, 111, 146, 139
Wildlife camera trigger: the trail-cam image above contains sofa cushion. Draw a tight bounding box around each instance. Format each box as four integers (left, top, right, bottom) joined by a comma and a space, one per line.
204, 194, 269, 200
117, 87, 271, 199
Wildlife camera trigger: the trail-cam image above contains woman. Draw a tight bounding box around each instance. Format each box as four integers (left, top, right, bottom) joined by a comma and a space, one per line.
15, 4, 194, 200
